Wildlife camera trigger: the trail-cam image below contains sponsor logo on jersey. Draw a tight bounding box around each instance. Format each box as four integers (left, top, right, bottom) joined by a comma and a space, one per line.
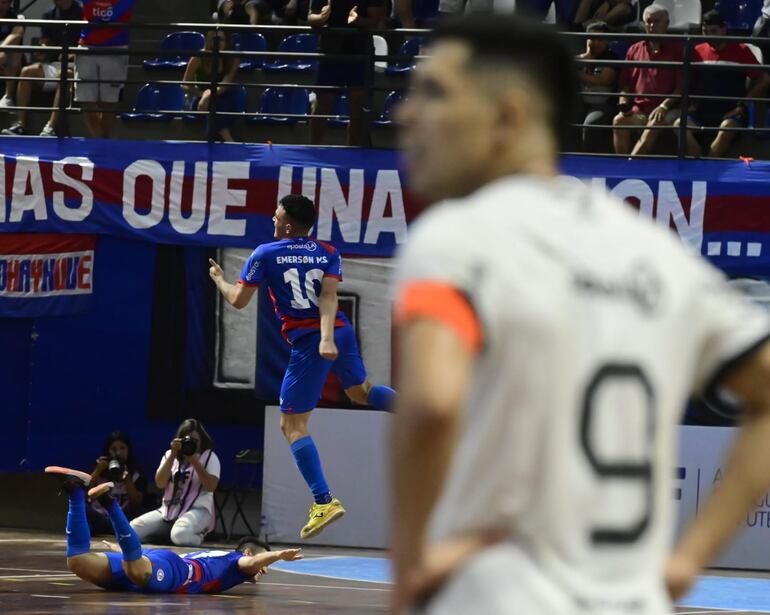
246, 260, 260, 280
574, 263, 662, 315
92, 4, 115, 20
286, 241, 317, 251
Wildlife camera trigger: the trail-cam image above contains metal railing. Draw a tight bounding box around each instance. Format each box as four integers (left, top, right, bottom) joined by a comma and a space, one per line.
0, 19, 768, 157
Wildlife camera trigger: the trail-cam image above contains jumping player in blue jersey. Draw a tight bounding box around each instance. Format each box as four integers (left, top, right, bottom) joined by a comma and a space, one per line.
46, 467, 302, 594
208, 194, 396, 539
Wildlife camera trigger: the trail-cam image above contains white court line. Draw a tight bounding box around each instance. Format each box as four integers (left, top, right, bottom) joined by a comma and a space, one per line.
271, 564, 392, 585
0, 568, 72, 574
0, 538, 67, 544
259, 580, 390, 592
30, 594, 70, 599
0, 574, 74, 580
680, 607, 770, 614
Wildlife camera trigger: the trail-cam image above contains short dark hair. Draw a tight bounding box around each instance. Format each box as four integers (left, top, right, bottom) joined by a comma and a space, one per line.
702, 9, 726, 28
279, 194, 317, 231
235, 535, 270, 554
431, 14, 578, 151
102, 430, 138, 474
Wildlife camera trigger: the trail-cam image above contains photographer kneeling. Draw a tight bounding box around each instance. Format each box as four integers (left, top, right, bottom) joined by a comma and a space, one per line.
130, 419, 220, 547
87, 431, 147, 534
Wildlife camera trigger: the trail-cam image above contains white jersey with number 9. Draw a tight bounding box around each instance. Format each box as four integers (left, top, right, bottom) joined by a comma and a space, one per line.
394, 176, 770, 615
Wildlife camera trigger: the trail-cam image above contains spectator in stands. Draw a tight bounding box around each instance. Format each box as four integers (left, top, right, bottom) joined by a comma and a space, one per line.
216, 0, 251, 22
2, 0, 83, 137
0, 0, 25, 109
77, 0, 136, 139
216, 0, 306, 25
753, 0, 770, 62
438, 0, 492, 19
182, 29, 240, 142
675, 10, 770, 158
309, 0, 386, 146
514, 0, 578, 26
86, 430, 147, 534
573, 0, 633, 29
577, 21, 619, 152
612, 4, 682, 156
130, 418, 220, 547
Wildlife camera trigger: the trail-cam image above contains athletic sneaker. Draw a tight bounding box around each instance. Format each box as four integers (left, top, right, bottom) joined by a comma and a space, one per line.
299, 497, 345, 539
44, 466, 92, 493
39, 123, 56, 137
2, 121, 24, 135
0, 95, 14, 109
88, 482, 115, 507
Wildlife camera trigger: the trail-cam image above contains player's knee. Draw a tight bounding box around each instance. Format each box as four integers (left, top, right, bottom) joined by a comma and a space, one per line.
280, 414, 308, 442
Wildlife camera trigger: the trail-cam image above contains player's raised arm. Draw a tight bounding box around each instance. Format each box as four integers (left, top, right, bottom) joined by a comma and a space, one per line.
667, 340, 770, 599
208, 258, 257, 309
318, 276, 339, 360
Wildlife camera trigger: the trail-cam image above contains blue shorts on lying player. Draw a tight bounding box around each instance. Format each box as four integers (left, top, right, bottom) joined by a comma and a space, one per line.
100, 549, 251, 594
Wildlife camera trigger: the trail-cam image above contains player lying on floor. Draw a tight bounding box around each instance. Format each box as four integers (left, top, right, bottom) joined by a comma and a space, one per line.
46, 466, 302, 593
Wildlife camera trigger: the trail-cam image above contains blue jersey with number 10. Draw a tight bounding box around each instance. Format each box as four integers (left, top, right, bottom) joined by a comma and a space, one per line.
239, 237, 347, 342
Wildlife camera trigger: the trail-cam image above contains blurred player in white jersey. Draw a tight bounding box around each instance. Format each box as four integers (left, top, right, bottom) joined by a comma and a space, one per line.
390, 14, 770, 615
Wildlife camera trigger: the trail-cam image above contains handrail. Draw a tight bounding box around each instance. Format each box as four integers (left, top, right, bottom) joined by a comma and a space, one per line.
0, 17, 768, 156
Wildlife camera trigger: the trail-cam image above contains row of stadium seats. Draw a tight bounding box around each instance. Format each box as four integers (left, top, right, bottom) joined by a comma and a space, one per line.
143, 31, 423, 75
714, 0, 764, 32
121, 83, 403, 126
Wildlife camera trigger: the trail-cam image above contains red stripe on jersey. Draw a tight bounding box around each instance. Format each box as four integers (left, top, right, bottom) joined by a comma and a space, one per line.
317, 240, 337, 255
395, 281, 483, 352
238, 279, 260, 287
324, 273, 342, 280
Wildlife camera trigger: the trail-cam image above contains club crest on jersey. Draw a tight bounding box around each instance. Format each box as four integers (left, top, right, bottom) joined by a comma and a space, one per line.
286, 241, 317, 251
156, 568, 165, 582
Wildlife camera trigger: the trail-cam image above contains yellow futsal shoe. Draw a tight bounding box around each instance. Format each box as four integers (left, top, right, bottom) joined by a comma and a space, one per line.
300, 497, 346, 539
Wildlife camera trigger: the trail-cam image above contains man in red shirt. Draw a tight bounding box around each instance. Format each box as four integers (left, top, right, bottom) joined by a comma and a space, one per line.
612, 3, 682, 156
675, 10, 770, 158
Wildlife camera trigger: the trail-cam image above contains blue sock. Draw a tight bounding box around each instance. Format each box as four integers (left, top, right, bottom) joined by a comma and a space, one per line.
106, 499, 143, 562
65, 488, 91, 557
290, 435, 332, 504
368, 385, 396, 411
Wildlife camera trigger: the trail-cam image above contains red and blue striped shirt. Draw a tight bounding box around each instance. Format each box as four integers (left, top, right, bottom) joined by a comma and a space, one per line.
79, 0, 136, 47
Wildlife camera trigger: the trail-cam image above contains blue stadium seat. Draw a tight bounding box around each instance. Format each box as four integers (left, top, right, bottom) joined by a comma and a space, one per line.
714, 0, 739, 23
121, 83, 186, 121
414, 0, 440, 22
183, 85, 248, 123
329, 91, 350, 126
385, 38, 424, 75
247, 87, 310, 125
728, 0, 763, 31
608, 40, 632, 60
262, 34, 319, 73
144, 31, 205, 70
372, 91, 403, 126
232, 32, 268, 72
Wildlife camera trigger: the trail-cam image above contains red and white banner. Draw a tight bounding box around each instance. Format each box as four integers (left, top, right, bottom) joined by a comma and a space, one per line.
0, 234, 96, 317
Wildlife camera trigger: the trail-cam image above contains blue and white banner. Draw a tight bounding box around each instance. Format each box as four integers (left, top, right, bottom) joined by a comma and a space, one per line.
0, 137, 769, 276
0, 233, 95, 317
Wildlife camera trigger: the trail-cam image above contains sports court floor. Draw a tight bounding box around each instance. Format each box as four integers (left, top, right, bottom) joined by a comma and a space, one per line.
1, 529, 769, 614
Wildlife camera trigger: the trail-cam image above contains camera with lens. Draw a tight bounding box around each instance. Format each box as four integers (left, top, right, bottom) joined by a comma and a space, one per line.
107, 457, 125, 481
181, 436, 198, 457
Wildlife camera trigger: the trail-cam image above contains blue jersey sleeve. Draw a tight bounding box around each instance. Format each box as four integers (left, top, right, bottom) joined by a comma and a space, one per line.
323, 245, 342, 281
240, 245, 266, 286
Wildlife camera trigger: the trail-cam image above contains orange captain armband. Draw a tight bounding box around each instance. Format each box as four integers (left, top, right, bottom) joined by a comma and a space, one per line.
394, 281, 483, 352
